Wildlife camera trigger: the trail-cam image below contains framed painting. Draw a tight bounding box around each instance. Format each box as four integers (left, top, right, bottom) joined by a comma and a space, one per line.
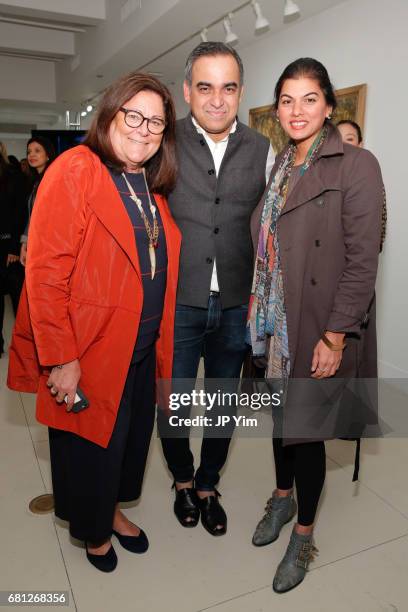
249, 83, 367, 153
332, 83, 367, 130
248, 103, 286, 154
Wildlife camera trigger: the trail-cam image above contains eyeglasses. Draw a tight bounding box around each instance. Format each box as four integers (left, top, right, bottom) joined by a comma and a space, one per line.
119, 107, 166, 135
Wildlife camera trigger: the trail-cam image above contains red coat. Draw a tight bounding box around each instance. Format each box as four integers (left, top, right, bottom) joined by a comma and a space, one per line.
7, 145, 181, 448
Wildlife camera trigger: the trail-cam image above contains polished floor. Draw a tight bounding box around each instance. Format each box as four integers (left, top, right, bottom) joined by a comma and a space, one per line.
1, 297, 407, 612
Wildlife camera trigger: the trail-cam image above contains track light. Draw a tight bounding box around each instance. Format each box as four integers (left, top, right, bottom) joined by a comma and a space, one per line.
200, 28, 208, 43
252, 1, 270, 34
81, 111, 87, 117
284, 0, 300, 18
223, 13, 238, 46
86, 104, 93, 112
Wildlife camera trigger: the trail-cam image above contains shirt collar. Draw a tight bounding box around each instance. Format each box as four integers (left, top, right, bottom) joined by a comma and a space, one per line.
191, 115, 237, 142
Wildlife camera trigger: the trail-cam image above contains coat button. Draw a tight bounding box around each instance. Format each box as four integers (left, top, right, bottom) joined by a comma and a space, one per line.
315, 239, 321, 247
215, 197, 220, 204
208, 169, 215, 175
214, 227, 219, 234
311, 278, 317, 285
206, 257, 213, 264
316, 197, 324, 207
199, 139, 205, 146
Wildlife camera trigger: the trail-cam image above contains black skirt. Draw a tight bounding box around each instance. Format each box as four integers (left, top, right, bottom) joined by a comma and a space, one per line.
48, 344, 156, 543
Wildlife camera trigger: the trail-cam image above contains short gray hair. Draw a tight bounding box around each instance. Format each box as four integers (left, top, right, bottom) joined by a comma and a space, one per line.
184, 42, 244, 86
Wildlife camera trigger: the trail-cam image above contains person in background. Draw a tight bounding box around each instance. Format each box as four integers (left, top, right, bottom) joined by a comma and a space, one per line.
8, 72, 180, 573
249, 58, 383, 593
336, 119, 363, 146
158, 42, 274, 537
19, 137, 56, 266
0, 143, 28, 355
7, 155, 22, 170
20, 158, 34, 184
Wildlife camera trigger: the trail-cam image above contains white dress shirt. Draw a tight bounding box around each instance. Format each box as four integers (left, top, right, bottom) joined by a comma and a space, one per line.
191, 115, 274, 292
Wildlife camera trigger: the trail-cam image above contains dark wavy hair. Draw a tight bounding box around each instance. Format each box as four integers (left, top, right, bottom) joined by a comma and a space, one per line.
274, 57, 337, 112
84, 72, 177, 196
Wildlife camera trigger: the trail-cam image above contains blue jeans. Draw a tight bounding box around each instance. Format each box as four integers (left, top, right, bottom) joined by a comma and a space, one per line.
159, 294, 249, 490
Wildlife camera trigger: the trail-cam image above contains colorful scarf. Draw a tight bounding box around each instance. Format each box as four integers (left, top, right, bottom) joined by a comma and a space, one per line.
247, 127, 328, 380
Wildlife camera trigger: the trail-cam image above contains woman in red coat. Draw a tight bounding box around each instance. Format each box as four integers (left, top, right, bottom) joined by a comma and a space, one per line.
8, 72, 181, 572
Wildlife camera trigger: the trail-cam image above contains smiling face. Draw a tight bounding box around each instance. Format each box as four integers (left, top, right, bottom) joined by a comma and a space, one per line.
27, 141, 49, 174
109, 89, 165, 172
184, 54, 243, 142
337, 122, 362, 147
277, 77, 332, 152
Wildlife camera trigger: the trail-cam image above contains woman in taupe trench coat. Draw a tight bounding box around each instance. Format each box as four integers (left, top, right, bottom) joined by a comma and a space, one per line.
248, 58, 383, 594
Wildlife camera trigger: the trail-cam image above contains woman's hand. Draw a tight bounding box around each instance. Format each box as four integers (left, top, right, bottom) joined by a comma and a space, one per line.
46, 359, 81, 411
20, 243, 27, 266
6, 254, 19, 266
311, 332, 345, 378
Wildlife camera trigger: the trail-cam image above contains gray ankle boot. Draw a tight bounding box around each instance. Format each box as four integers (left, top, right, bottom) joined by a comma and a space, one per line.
272, 527, 318, 594
252, 492, 297, 547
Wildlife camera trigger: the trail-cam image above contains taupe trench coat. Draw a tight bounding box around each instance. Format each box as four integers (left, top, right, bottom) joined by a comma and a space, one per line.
251, 123, 383, 442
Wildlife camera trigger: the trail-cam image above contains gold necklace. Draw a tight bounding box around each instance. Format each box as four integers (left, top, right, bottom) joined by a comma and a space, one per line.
121, 169, 159, 280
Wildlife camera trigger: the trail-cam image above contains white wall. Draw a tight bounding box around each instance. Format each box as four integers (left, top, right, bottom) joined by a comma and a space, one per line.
173, 0, 408, 376
0, 56, 56, 103
0, 135, 30, 159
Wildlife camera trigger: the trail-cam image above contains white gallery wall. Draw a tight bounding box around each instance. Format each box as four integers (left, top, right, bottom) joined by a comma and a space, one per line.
173, 0, 408, 378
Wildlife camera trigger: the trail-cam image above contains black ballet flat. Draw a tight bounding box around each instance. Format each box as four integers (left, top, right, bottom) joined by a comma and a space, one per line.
112, 528, 149, 553
173, 484, 200, 528
197, 490, 227, 536
85, 543, 118, 572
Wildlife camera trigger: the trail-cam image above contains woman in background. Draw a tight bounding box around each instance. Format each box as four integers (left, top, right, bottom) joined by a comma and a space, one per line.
0, 143, 28, 354
336, 118, 363, 146
19, 136, 55, 266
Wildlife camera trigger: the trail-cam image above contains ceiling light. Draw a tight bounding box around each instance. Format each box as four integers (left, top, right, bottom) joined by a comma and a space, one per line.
81, 111, 87, 117
252, 1, 270, 34
223, 13, 238, 46
284, 0, 300, 18
86, 105, 93, 112
200, 28, 208, 43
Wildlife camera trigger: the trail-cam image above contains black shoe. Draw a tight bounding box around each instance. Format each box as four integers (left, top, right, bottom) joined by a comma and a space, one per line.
112, 528, 149, 553
173, 484, 200, 528
85, 543, 117, 572
197, 490, 227, 536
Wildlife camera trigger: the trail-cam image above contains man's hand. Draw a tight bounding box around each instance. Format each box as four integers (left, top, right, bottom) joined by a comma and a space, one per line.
46, 359, 81, 411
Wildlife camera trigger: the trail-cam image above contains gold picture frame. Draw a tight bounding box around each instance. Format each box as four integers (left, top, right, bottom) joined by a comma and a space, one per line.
332, 83, 367, 129
249, 83, 367, 154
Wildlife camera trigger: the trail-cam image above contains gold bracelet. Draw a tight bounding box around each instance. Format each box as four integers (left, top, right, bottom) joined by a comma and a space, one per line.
322, 334, 346, 351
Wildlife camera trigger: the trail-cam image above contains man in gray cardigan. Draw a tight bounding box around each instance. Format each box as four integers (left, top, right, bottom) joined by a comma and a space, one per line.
159, 42, 273, 535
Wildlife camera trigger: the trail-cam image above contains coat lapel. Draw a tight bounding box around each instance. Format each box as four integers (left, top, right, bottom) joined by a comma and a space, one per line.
282, 165, 330, 215
88, 162, 141, 278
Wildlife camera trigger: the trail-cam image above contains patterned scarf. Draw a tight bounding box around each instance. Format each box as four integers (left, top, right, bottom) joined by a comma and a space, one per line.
247, 127, 328, 380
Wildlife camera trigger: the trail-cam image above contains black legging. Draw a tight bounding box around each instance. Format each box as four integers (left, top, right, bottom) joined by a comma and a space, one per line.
273, 437, 326, 526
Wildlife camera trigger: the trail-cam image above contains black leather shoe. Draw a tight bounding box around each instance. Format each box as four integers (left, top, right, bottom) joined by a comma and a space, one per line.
112, 528, 149, 553
85, 543, 117, 572
197, 490, 227, 536
173, 484, 200, 527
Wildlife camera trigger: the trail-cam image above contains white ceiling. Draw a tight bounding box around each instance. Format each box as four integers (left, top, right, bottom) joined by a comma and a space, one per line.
0, 0, 347, 130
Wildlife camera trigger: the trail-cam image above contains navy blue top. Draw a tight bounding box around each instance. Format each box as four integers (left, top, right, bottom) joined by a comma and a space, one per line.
110, 170, 167, 361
